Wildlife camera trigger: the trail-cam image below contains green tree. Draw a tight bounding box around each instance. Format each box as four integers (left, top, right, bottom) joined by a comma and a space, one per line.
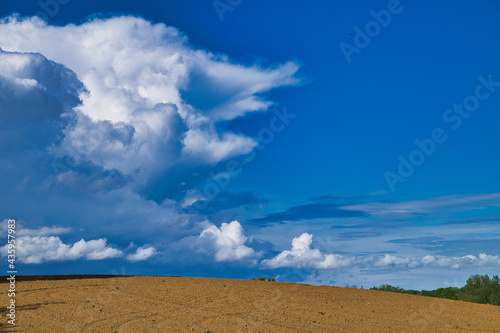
370, 274, 500, 306
460, 274, 500, 305
429, 287, 460, 300
370, 284, 406, 293
490, 275, 500, 306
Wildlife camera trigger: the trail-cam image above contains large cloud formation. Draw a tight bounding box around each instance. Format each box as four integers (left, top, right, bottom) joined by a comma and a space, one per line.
0, 14, 299, 264
0, 15, 299, 194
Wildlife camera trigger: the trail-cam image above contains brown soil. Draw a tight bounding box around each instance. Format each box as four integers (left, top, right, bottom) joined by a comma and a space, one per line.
1, 275, 500, 332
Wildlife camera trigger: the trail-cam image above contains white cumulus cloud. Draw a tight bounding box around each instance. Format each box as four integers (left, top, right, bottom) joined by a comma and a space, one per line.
199, 220, 258, 262
261, 232, 500, 271
261, 233, 352, 269
127, 246, 157, 262
1, 236, 123, 263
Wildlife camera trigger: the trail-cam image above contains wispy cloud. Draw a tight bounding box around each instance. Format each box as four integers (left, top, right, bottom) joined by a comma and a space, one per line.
18, 226, 72, 237
184, 190, 266, 215
249, 192, 500, 225
339, 232, 381, 239
249, 203, 366, 224
343, 193, 500, 217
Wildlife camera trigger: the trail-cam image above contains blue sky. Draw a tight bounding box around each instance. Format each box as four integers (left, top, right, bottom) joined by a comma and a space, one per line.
0, 0, 499, 289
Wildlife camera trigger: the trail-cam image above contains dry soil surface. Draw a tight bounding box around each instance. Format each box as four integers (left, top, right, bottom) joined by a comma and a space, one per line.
1, 275, 500, 332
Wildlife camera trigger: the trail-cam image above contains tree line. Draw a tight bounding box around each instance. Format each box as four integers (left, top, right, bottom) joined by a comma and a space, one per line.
370, 274, 500, 306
